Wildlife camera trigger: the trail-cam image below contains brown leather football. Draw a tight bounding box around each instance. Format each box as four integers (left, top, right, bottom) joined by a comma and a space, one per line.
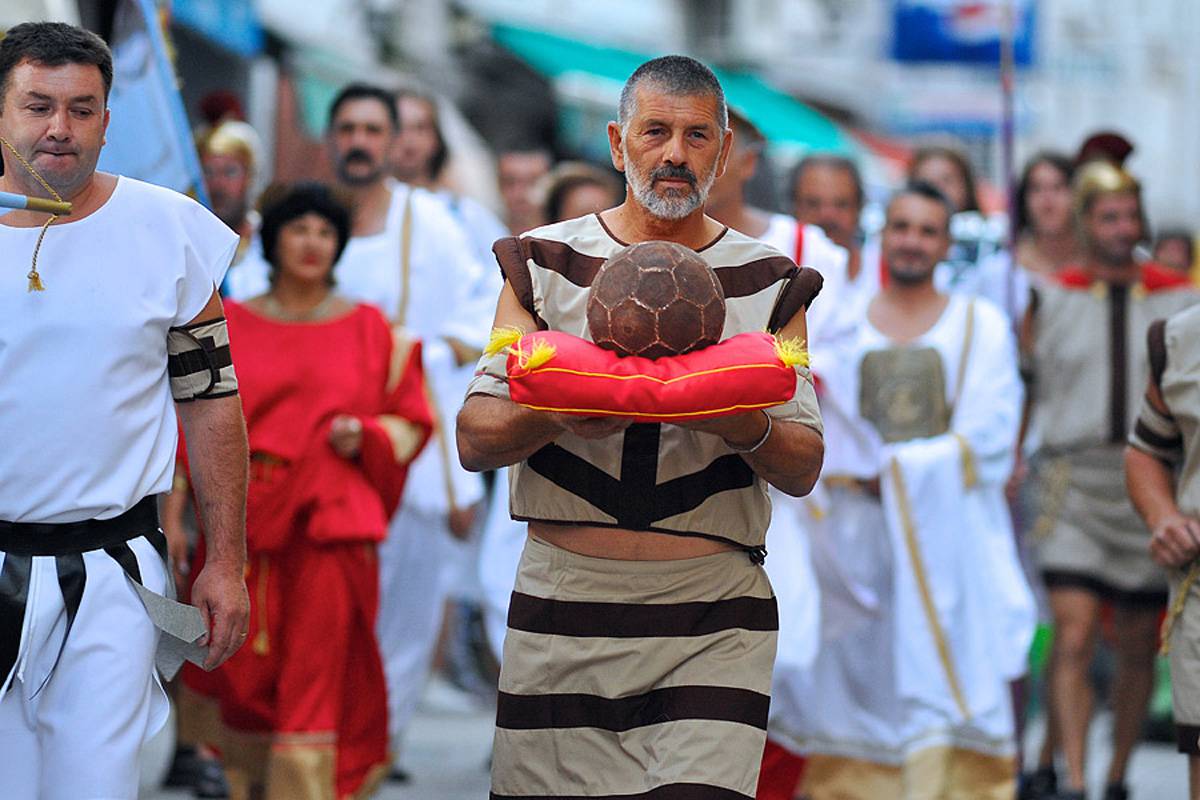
587, 241, 726, 359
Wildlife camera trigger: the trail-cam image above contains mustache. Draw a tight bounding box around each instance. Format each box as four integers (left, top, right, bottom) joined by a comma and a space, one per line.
650, 164, 697, 187
340, 148, 375, 166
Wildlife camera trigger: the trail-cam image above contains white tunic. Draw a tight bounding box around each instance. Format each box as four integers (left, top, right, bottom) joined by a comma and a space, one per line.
0, 176, 236, 523
774, 293, 1035, 762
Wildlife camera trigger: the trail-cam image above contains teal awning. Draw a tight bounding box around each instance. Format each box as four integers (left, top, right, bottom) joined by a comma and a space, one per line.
492, 24, 853, 157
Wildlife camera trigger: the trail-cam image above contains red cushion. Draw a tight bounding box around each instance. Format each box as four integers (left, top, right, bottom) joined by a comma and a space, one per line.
507, 331, 798, 423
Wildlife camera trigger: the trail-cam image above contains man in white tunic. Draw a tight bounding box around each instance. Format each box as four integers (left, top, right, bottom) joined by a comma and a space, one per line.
0, 22, 248, 799
785, 183, 1034, 800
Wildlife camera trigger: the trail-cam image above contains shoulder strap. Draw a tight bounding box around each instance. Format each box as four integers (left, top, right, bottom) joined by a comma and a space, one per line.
492, 235, 537, 316
395, 190, 415, 326
950, 299, 976, 411
793, 222, 805, 265
767, 266, 824, 334
1147, 318, 1169, 392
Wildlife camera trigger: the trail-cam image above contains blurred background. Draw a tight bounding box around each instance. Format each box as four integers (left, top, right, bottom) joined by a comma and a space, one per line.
5, 0, 1199, 256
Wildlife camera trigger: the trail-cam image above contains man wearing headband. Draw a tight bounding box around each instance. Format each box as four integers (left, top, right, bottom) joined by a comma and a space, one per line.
0, 21, 248, 798
1024, 161, 1198, 800
197, 118, 262, 269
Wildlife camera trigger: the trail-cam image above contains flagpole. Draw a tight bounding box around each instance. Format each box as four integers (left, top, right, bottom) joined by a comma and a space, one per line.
1000, 0, 1018, 321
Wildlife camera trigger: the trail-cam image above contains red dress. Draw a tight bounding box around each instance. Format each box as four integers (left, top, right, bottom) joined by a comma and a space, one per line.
182, 300, 432, 799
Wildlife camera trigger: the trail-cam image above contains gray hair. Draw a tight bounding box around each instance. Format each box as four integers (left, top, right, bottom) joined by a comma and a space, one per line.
617, 55, 728, 133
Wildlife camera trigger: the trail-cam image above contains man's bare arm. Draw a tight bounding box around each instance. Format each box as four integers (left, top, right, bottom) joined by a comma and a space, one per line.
1127, 375, 1200, 568
176, 290, 250, 670
456, 282, 630, 471
675, 306, 823, 496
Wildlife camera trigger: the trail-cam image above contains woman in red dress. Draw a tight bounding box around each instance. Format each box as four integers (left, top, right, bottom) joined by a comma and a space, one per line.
181, 183, 432, 799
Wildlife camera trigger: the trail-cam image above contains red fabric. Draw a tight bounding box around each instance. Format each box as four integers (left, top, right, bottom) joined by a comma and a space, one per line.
793, 222, 804, 266
507, 331, 798, 422
1055, 262, 1193, 292
756, 738, 807, 800
187, 543, 388, 798
226, 301, 432, 550
1141, 261, 1194, 291
181, 301, 432, 798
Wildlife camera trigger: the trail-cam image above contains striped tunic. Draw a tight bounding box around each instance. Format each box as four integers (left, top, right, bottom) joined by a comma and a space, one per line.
469, 212, 823, 551
1129, 304, 1200, 749
472, 212, 823, 799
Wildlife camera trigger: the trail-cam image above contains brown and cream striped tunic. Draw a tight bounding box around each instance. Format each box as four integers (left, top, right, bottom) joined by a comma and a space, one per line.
471, 212, 823, 800
1129, 304, 1200, 749
468, 212, 823, 552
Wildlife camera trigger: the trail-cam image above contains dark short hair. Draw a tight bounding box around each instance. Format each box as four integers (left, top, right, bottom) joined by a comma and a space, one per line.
328, 82, 398, 132
909, 145, 980, 213
618, 55, 727, 131
1155, 228, 1195, 265
542, 161, 623, 223
259, 183, 352, 283
887, 180, 954, 234
791, 154, 865, 208
0, 21, 113, 109
1014, 151, 1074, 236
395, 87, 448, 180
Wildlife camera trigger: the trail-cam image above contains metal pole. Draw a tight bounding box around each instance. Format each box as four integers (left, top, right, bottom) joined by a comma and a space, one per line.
1000, 0, 1019, 321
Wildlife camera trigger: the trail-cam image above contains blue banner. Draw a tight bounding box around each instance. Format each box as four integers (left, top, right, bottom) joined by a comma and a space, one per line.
171, 0, 264, 58
891, 0, 1035, 66
97, 0, 208, 204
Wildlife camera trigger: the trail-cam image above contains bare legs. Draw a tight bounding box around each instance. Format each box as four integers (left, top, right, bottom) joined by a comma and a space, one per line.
1045, 588, 1160, 792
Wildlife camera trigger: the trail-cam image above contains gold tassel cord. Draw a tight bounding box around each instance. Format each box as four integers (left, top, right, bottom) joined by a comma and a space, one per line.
510, 337, 557, 373
1161, 559, 1200, 656
773, 335, 810, 369
484, 325, 526, 357
0, 135, 65, 292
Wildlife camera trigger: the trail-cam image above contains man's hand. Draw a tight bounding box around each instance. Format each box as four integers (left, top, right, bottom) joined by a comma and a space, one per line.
1150, 513, 1200, 568
448, 503, 478, 540
189, 560, 249, 670
330, 415, 364, 459
674, 411, 768, 449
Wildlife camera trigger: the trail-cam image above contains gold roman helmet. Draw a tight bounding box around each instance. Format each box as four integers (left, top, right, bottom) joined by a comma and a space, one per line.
195, 120, 262, 176
1073, 159, 1140, 219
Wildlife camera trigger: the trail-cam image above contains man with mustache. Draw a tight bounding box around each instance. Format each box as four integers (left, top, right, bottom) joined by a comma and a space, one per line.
0, 21, 248, 797
791, 183, 1034, 799
1024, 162, 1197, 800
458, 55, 825, 799
322, 82, 495, 786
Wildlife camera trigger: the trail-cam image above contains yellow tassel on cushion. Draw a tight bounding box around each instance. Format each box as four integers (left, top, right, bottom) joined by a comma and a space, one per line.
484, 325, 526, 357
512, 337, 557, 372
774, 336, 810, 368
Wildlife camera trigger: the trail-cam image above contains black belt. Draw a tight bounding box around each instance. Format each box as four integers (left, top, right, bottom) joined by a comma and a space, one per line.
0, 496, 165, 695
0, 496, 161, 556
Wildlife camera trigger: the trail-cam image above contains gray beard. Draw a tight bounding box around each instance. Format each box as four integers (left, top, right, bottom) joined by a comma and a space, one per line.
623, 145, 715, 221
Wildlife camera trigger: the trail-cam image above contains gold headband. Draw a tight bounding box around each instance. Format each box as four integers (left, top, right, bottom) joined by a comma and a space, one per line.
196, 120, 261, 173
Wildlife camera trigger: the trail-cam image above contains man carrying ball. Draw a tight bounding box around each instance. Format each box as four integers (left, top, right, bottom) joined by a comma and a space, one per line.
458, 55, 824, 799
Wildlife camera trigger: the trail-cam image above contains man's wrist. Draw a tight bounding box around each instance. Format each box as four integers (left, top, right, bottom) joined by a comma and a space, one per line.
724, 411, 772, 453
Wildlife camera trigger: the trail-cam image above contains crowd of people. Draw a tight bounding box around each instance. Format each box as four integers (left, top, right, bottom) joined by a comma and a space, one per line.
174, 63, 1200, 800
4, 18, 1200, 800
